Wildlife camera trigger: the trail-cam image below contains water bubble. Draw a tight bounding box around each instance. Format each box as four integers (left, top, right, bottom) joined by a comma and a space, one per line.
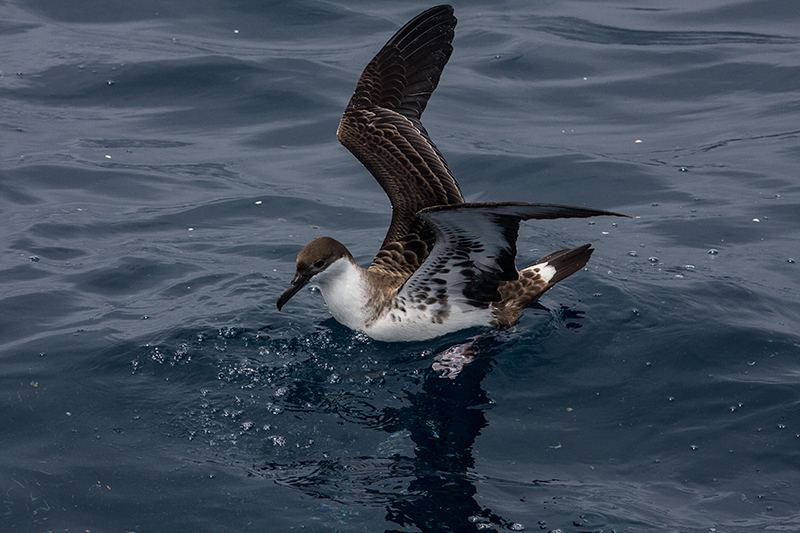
648, 257, 658, 263
679, 167, 688, 172
708, 249, 719, 255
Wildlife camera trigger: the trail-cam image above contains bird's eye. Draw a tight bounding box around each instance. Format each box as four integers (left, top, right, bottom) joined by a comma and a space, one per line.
313, 260, 325, 269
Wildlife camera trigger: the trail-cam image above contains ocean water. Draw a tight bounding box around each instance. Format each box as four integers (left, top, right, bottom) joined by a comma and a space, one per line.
2, 1, 799, 531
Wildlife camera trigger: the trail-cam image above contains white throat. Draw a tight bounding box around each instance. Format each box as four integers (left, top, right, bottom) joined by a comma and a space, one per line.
313, 257, 369, 331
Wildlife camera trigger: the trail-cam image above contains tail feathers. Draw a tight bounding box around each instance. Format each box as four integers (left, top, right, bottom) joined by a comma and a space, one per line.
533, 243, 594, 287
492, 244, 594, 327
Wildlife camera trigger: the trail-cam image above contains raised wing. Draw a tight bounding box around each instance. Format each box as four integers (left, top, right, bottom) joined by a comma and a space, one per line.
396, 202, 628, 309
337, 5, 463, 280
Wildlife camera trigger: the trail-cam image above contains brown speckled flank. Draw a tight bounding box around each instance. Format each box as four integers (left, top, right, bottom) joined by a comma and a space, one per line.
277, 5, 627, 340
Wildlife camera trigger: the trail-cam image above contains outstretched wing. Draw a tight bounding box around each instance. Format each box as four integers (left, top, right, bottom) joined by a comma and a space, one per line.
395, 202, 627, 311
337, 5, 463, 280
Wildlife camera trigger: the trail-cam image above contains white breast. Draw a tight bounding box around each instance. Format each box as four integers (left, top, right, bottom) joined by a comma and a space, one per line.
313, 257, 492, 342
364, 302, 492, 342
313, 257, 370, 333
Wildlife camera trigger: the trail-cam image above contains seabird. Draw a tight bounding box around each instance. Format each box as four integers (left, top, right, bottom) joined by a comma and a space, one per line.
277, 5, 626, 342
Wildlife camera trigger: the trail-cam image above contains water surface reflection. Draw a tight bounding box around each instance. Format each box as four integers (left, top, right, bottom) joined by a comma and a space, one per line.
257, 335, 529, 532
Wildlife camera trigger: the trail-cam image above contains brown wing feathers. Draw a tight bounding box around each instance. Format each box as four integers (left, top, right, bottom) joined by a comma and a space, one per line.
347, 5, 456, 130
337, 5, 462, 279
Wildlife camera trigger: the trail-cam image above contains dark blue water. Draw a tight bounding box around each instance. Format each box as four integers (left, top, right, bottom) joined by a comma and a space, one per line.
2, 1, 799, 531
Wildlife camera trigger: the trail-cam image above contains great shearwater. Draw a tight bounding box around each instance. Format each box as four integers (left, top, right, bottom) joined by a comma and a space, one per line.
277, 5, 626, 342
